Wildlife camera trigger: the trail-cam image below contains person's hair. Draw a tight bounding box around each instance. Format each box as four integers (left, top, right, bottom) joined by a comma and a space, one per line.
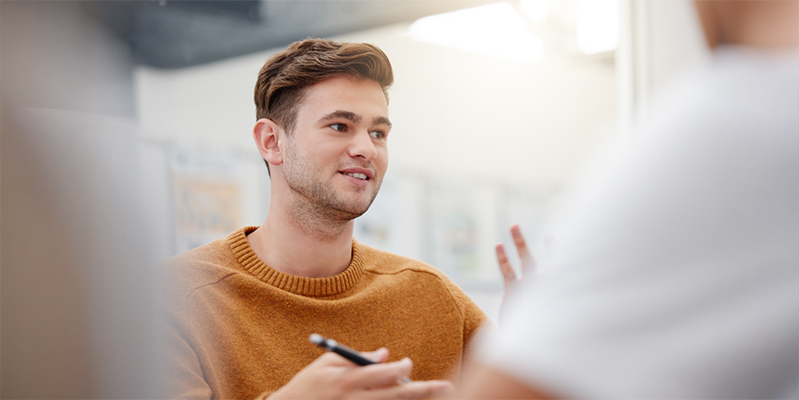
254, 38, 394, 134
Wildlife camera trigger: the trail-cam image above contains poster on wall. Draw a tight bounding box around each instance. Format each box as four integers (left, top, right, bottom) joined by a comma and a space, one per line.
353, 173, 425, 260
423, 177, 500, 288
170, 145, 243, 254
353, 176, 397, 252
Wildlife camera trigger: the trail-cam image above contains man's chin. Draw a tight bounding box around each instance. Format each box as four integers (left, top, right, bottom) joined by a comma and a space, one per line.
341, 204, 371, 220
332, 198, 375, 220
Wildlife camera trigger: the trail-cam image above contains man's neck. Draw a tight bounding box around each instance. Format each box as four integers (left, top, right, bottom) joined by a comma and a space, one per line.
246, 202, 355, 279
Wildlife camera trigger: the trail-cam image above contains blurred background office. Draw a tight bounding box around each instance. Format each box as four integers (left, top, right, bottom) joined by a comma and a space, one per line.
1, 0, 709, 398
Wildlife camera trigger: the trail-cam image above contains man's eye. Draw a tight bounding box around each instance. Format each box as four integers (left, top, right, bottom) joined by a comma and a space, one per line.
369, 130, 385, 139
330, 123, 347, 132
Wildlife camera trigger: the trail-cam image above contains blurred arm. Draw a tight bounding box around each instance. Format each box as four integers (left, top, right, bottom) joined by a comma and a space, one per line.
458, 360, 558, 400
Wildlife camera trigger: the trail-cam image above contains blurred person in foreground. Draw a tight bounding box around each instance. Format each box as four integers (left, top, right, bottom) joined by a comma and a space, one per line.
162, 39, 488, 399
460, 1, 799, 398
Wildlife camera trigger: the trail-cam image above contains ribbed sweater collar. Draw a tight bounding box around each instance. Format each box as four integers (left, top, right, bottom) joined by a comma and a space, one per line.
226, 226, 364, 297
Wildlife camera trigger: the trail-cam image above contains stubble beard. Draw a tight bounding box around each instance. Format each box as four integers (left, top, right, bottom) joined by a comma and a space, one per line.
283, 142, 381, 238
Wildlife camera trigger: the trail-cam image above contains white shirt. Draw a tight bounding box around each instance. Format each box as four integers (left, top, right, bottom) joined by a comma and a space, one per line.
480, 47, 799, 399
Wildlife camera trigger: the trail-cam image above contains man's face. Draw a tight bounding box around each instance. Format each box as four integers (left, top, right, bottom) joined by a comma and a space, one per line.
281, 75, 391, 221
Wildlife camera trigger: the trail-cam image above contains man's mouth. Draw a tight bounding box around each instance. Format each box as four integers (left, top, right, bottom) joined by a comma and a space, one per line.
341, 172, 369, 180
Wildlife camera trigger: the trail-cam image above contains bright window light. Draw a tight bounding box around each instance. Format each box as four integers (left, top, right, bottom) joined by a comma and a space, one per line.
519, 0, 548, 23
576, 0, 619, 54
407, 2, 544, 63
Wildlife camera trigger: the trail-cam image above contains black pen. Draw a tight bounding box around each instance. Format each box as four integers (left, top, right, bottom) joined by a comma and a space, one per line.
308, 333, 412, 383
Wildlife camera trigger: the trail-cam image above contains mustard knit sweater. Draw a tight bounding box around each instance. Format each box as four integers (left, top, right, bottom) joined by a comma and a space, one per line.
163, 226, 488, 399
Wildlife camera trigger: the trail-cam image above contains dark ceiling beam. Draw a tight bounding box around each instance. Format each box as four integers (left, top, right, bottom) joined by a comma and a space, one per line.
92, 0, 502, 69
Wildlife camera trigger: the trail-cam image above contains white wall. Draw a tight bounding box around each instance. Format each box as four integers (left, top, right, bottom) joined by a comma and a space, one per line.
137, 23, 617, 185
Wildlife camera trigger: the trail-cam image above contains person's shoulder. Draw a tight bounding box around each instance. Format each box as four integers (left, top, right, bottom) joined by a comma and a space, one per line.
162, 229, 249, 298
354, 240, 463, 291
355, 240, 487, 323
355, 240, 438, 275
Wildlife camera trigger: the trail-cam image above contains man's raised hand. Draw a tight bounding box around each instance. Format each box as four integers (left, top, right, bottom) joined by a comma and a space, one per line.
495, 224, 536, 324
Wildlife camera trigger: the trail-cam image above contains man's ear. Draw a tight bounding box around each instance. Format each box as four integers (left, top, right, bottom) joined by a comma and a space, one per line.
253, 118, 284, 167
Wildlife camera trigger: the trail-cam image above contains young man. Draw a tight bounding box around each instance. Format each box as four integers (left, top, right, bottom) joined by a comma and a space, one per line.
163, 39, 486, 400
460, 1, 799, 398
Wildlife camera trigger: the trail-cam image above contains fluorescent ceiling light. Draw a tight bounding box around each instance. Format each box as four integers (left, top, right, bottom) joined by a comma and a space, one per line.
407, 2, 544, 63
576, 0, 619, 54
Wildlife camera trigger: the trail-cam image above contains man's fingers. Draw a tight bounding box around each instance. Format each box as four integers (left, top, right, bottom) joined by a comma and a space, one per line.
495, 244, 517, 287
510, 224, 529, 257
343, 358, 413, 390
510, 224, 535, 275
360, 347, 389, 363
313, 351, 358, 367
368, 380, 454, 399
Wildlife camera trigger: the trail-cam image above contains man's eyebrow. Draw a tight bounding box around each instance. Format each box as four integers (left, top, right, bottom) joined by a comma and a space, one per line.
373, 116, 392, 129
319, 110, 392, 129
319, 110, 360, 124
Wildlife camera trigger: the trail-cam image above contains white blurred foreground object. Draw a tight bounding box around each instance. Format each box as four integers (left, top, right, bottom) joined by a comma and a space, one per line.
479, 45, 799, 398
1, 2, 165, 398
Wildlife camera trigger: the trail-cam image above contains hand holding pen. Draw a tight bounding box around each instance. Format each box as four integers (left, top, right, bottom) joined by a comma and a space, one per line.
267, 334, 453, 400
310, 333, 412, 384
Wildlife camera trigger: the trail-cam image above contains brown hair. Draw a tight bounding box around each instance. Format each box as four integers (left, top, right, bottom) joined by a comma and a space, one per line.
254, 38, 394, 134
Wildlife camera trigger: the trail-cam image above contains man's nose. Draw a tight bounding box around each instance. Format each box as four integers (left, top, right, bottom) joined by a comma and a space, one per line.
348, 130, 377, 161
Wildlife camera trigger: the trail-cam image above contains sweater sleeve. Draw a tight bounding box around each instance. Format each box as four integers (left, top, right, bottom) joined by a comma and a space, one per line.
165, 313, 275, 400
162, 284, 214, 400
463, 293, 493, 354
437, 275, 489, 353
160, 254, 216, 400
461, 290, 489, 352
161, 243, 281, 400
164, 320, 213, 399
434, 275, 490, 385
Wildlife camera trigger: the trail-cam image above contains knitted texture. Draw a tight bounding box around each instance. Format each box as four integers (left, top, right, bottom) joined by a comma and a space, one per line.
163, 226, 487, 399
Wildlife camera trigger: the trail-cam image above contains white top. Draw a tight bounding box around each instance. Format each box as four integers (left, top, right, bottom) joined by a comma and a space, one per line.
479, 46, 799, 399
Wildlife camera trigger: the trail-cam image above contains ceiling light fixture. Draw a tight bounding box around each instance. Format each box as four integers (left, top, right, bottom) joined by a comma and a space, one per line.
576, 0, 619, 54
407, 2, 545, 63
